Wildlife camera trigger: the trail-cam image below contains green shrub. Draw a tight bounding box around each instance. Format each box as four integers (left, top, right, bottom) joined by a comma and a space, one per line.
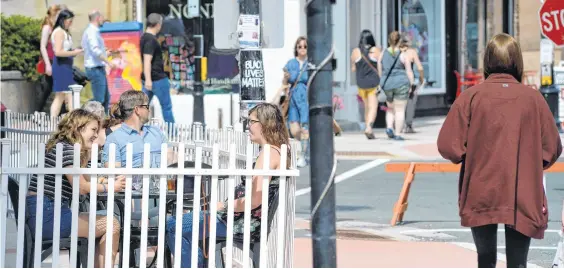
1, 14, 42, 82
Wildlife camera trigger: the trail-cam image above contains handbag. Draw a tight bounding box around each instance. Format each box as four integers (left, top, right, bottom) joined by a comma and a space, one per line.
73, 67, 89, 86
280, 63, 307, 117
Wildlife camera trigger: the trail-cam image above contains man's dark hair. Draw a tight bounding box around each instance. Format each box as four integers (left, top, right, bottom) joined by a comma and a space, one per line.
147, 13, 163, 28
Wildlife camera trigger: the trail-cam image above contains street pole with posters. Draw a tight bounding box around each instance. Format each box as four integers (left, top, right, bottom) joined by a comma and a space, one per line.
238, 0, 265, 130
306, 0, 337, 267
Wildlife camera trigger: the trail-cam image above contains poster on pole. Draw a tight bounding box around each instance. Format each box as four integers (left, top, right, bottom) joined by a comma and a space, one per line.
239, 49, 265, 100
237, 14, 261, 48
239, 100, 264, 121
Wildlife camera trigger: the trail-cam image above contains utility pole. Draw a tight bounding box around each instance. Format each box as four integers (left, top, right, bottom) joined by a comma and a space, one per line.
238, 0, 264, 130
307, 0, 336, 267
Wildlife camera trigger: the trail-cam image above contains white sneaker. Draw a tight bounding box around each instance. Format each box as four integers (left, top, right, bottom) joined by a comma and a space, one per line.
297, 156, 307, 168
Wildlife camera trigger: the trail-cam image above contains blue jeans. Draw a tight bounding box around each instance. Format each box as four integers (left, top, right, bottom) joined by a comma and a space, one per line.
26, 196, 73, 239
143, 78, 175, 123
166, 211, 227, 268
86, 66, 110, 113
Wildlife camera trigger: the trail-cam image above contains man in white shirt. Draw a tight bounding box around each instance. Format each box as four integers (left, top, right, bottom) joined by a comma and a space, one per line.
82, 10, 115, 114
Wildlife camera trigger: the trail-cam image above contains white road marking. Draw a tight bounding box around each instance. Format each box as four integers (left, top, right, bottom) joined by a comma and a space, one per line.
295, 159, 390, 196
401, 228, 561, 234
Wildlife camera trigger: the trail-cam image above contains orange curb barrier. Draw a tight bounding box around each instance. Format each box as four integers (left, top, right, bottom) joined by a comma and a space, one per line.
386, 162, 564, 226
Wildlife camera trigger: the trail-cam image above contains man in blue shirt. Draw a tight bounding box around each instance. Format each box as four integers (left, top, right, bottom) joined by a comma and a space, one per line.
102, 90, 175, 168
82, 10, 115, 113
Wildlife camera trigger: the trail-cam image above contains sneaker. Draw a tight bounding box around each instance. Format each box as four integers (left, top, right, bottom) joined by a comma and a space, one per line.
386, 128, 395, 139
297, 156, 307, 168
392, 136, 405, 141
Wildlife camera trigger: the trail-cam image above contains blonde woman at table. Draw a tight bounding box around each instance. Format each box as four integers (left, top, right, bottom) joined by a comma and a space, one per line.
166, 103, 290, 267
26, 109, 126, 268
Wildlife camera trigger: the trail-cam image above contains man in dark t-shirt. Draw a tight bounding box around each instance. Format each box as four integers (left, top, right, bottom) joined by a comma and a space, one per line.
141, 13, 175, 123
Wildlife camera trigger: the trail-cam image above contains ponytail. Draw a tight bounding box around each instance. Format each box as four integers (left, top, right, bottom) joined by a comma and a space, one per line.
388, 31, 401, 48
103, 103, 124, 128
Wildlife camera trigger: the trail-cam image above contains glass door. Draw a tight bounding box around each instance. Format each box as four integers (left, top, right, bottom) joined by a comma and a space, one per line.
398, 0, 445, 95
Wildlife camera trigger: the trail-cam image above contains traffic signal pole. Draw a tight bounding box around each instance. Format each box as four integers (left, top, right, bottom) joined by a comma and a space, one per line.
306, 0, 337, 267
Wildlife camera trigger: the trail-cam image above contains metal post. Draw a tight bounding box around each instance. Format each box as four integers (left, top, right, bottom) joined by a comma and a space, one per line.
306, 0, 336, 267
193, 14, 205, 124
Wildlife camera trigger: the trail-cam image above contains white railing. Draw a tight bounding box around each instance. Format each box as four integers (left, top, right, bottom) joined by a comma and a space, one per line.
1, 109, 259, 169
0, 141, 299, 268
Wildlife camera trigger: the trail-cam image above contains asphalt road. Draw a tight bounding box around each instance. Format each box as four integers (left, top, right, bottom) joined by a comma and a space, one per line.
295, 159, 564, 268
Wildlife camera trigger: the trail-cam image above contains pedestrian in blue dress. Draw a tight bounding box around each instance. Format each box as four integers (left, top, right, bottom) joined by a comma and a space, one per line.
50, 9, 83, 117
284, 36, 309, 168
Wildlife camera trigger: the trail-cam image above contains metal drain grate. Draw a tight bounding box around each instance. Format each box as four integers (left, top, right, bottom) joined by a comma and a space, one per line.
336, 229, 392, 241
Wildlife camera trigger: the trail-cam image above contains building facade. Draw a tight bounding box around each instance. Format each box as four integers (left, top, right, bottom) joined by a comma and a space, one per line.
2, 0, 559, 130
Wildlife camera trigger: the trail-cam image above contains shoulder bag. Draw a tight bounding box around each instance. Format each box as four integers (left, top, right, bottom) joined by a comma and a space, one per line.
281, 62, 306, 118
360, 49, 390, 103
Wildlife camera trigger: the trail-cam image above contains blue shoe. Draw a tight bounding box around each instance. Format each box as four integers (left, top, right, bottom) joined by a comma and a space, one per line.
392, 136, 405, 141
386, 128, 395, 138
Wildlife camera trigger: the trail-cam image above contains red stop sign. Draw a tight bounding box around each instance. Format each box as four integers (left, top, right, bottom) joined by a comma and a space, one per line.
540, 0, 564, 47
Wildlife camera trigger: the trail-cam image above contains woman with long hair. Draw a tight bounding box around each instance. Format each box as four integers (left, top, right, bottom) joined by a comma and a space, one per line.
377, 31, 416, 140
50, 9, 83, 117
282, 36, 308, 167
351, 29, 381, 139
166, 103, 290, 267
399, 37, 424, 134
27, 109, 126, 267
437, 33, 562, 267
37, 4, 66, 113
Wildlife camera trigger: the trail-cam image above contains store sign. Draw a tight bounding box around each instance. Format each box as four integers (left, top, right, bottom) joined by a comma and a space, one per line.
539, 0, 564, 47
169, 3, 213, 19
147, 0, 240, 95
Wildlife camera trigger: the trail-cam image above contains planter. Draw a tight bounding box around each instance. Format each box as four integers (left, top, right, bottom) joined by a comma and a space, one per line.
1, 71, 39, 114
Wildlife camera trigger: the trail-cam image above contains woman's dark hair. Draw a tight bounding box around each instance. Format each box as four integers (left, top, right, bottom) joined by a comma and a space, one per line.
483, 33, 523, 82
358, 29, 376, 49
294, 36, 307, 57
53, 9, 75, 32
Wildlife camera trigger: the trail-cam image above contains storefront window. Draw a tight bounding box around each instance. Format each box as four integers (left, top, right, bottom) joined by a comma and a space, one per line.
400, 0, 443, 89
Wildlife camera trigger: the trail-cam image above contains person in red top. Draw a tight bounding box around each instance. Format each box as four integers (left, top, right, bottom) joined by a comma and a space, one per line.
437, 33, 563, 268
37, 4, 66, 113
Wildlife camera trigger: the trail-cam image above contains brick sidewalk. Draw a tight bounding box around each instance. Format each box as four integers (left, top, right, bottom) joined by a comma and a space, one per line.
294, 238, 507, 268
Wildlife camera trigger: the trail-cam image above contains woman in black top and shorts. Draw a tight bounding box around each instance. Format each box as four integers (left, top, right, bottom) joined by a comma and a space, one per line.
351, 30, 381, 139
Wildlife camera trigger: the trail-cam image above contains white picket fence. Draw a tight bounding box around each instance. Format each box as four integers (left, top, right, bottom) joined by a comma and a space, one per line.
0, 141, 299, 268
1, 109, 259, 169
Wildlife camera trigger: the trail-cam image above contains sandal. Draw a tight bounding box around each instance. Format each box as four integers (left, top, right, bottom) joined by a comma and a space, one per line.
364, 132, 376, 140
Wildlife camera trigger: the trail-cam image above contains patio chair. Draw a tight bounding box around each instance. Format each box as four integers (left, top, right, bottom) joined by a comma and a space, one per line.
205, 189, 281, 268
7, 177, 89, 268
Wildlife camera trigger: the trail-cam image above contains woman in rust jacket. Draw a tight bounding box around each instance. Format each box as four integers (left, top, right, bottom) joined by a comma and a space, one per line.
437, 33, 562, 268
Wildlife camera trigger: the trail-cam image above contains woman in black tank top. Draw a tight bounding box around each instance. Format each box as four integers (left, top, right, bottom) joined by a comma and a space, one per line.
351, 30, 381, 139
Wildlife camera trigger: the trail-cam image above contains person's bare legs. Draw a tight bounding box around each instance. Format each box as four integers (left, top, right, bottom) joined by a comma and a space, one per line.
364, 93, 377, 134
386, 101, 395, 130
77, 213, 121, 268
64, 92, 73, 111
289, 122, 302, 141
50, 92, 66, 116
393, 100, 408, 135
